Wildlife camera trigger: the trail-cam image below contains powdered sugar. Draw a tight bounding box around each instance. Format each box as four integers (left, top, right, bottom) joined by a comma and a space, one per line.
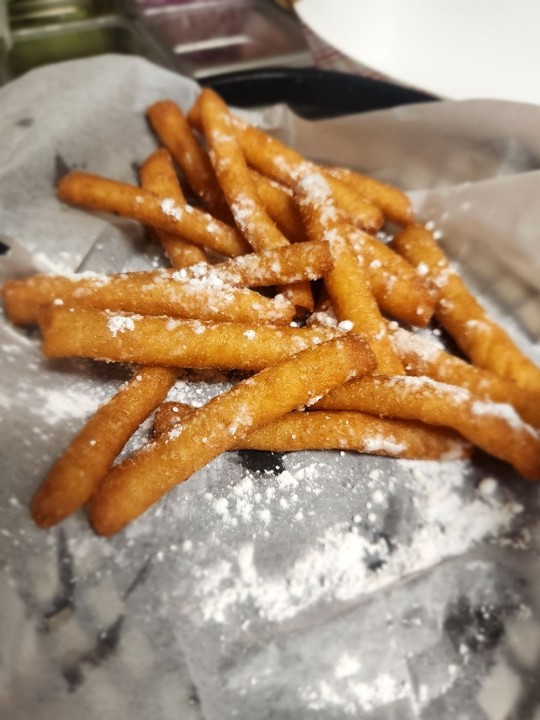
160, 197, 183, 221
471, 399, 537, 435
107, 314, 137, 336
231, 195, 257, 233
297, 173, 338, 227
362, 435, 407, 455
385, 375, 472, 403
390, 327, 444, 363
34, 386, 103, 424
272, 154, 312, 183
299, 672, 407, 715
194, 460, 525, 628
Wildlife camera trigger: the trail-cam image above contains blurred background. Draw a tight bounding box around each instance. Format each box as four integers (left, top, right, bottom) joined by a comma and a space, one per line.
0, 0, 323, 84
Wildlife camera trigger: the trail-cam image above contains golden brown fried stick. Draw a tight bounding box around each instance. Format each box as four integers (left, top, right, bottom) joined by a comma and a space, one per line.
139, 148, 207, 268
3, 272, 294, 326
348, 227, 438, 327
198, 88, 313, 312
183, 240, 330, 287
40, 308, 342, 370
153, 402, 470, 460
393, 224, 540, 394
147, 99, 233, 222
326, 167, 413, 226
250, 170, 308, 244
295, 172, 404, 374
200, 88, 293, 252
89, 335, 377, 535
153, 401, 195, 432
247, 174, 436, 326
188, 99, 384, 233
2, 242, 332, 326
390, 325, 540, 428
57, 172, 251, 257
317, 374, 540, 480
32, 151, 208, 530
31, 366, 178, 529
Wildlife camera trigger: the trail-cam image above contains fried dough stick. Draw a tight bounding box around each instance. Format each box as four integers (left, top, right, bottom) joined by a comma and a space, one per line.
40, 308, 342, 371
295, 172, 404, 374
198, 88, 313, 312
251, 170, 437, 326
390, 325, 540, 428
2, 241, 332, 326
31, 367, 178, 528
348, 227, 438, 327
393, 224, 540, 394
89, 335, 377, 535
57, 172, 251, 257
147, 99, 233, 223
32, 150, 203, 528
139, 149, 206, 268
326, 167, 413, 226
177, 240, 331, 287
153, 402, 471, 460
188, 99, 384, 233
3, 272, 295, 326
251, 170, 308, 244
317, 375, 540, 480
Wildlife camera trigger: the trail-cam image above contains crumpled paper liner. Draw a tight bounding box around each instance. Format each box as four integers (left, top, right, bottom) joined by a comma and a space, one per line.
1, 55, 539, 720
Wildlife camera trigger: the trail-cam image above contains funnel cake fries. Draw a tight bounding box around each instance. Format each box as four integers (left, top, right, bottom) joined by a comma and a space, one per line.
58, 171, 251, 257
317, 375, 540, 481
146, 99, 233, 223
347, 228, 438, 327
393, 224, 540, 394
295, 172, 404, 374
2, 88, 540, 538
198, 87, 313, 312
3, 270, 296, 326
31, 367, 178, 529
326, 167, 413, 227
200, 88, 298, 254
188, 99, 384, 233
88, 336, 376, 535
390, 326, 540, 428
250, 170, 308, 244
2, 242, 334, 326
153, 402, 471, 461
40, 309, 343, 371
31, 148, 205, 530
252, 171, 435, 326
139, 149, 207, 268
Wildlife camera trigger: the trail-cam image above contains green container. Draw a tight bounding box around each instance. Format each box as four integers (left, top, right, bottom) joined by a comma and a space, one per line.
4, 14, 177, 81
7, 1, 115, 29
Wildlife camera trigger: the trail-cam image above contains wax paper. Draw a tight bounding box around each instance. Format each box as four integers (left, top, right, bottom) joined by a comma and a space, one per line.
1, 55, 540, 720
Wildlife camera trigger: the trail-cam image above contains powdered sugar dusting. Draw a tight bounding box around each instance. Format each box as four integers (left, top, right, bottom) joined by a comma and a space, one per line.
193, 460, 525, 627
391, 327, 444, 363
472, 399, 537, 436
297, 173, 338, 228
107, 314, 137, 336
34, 386, 103, 424
299, 672, 408, 715
160, 197, 183, 221
231, 194, 257, 234
362, 435, 407, 455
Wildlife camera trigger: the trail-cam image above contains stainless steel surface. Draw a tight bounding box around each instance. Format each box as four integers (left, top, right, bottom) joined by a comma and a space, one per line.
136, 0, 311, 78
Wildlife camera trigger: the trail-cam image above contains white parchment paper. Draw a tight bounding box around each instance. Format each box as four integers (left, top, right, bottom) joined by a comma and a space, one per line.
1, 55, 540, 720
